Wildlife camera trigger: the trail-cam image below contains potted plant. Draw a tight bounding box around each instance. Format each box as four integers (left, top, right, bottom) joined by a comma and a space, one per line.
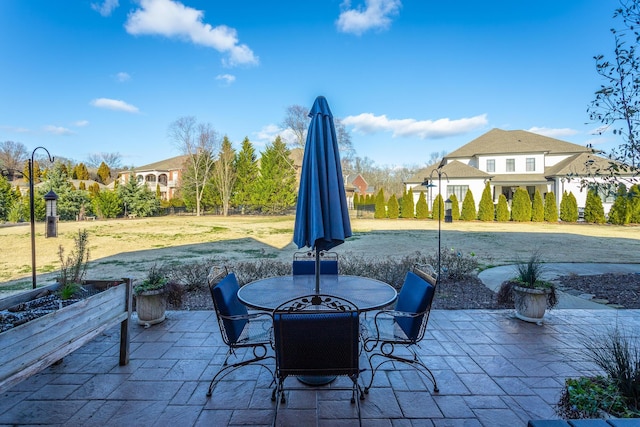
497, 252, 558, 323
134, 265, 174, 326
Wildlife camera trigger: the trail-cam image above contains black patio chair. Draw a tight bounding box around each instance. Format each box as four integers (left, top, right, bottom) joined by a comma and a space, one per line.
206, 268, 275, 398
292, 250, 339, 275
272, 294, 362, 426
361, 265, 439, 394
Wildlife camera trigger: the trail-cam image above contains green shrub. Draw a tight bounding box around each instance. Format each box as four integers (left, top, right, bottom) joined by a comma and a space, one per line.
415, 191, 428, 219
531, 189, 544, 222
496, 194, 510, 222
511, 188, 531, 222
560, 191, 579, 222
387, 194, 399, 219
401, 189, 414, 218
374, 189, 386, 219
544, 191, 558, 222
584, 189, 606, 224
477, 182, 494, 221
449, 193, 460, 221
630, 185, 640, 223
460, 189, 476, 221
432, 194, 444, 220
609, 184, 630, 225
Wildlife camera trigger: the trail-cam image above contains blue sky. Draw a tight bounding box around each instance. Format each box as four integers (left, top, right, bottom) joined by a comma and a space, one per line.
0, 0, 623, 168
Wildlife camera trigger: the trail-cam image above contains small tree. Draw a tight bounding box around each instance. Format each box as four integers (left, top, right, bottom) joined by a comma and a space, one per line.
496, 194, 510, 222
608, 185, 630, 225
460, 189, 476, 221
415, 191, 428, 219
374, 189, 386, 219
531, 189, 544, 222
432, 193, 444, 220
630, 184, 640, 223
353, 193, 360, 208
544, 191, 558, 222
401, 189, 414, 218
477, 182, 494, 221
387, 194, 399, 219
560, 191, 579, 222
97, 161, 111, 184
449, 193, 460, 220
511, 188, 532, 222
584, 189, 606, 224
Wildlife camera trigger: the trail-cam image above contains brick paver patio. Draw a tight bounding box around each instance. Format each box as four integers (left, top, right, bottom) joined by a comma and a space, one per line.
1, 309, 638, 426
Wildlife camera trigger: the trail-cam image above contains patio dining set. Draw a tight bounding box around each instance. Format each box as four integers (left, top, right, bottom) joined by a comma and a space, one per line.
207, 252, 440, 426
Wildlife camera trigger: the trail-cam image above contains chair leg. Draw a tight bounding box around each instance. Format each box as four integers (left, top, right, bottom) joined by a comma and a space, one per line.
364, 350, 438, 394
206, 356, 275, 397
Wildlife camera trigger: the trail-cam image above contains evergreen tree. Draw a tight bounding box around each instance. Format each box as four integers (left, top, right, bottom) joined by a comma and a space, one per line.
0, 175, 15, 221
584, 189, 606, 224
477, 182, 494, 221
544, 191, 558, 222
117, 176, 159, 217
353, 193, 360, 208
92, 189, 122, 219
22, 159, 41, 183
460, 189, 476, 221
415, 191, 428, 219
387, 194, 399, 219
79, 181, 86, 191
608, 185, 630, 225
374, 189, 386, 219
629, 185, 640, 223
88, 182, 100, 198
233, 137, 259, 212
212, 136, 237, 216
511, 188, 532, 222
432, 194, 444, 221
531, 189, 544, 222
73, 163, 90, 180
449, 193, 460, 220
401, 189, 414, 218
496, 194, 510, 222
252, 136, 296, 214
97, 161, 111, 184
560, 191, 579, 222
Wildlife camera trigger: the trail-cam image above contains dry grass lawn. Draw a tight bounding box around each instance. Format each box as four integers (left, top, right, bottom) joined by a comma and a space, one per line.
1, 215, 639, 290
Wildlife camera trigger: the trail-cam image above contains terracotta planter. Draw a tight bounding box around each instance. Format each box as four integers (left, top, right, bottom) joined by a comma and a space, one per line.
513, 285, 551, 324
135, 289, 166, 326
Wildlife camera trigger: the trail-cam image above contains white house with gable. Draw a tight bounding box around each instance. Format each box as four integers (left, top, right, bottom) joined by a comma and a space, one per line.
405, 128, 638, 216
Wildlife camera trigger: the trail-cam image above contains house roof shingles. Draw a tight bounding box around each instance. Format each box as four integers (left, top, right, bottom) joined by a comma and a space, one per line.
447, 128, 591, 158
136, 155, 189, 172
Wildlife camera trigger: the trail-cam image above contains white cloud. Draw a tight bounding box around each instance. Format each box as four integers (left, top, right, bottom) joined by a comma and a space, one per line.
336, 0, 401, 36
527, 126, 579, 138
92, 0, 119, 17
44, 125, 74, 135
215, 73, 236, 86
254, 124, 295, 147
125, 0, 258, 67
74, 120, 90, 127
90, 98, 140, 113
115, 72, 131, 82
1, 125, 30, 133
343, 113, 488, 138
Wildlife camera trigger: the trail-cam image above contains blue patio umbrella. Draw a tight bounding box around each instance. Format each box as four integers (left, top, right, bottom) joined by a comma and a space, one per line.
293, 96, 352, 293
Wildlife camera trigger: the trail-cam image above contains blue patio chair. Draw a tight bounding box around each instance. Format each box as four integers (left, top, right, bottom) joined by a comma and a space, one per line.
292, 251, 338, 275
207, 269, 275, 398
361, 266, 439, 394
272, 294, 362, 426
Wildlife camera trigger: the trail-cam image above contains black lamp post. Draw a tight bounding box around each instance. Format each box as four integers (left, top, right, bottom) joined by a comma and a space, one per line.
29, 147, 55, 289
422, 160, 449, 284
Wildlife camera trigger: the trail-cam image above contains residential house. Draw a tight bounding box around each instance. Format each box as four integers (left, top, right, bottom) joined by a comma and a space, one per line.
405, 128, 638, 215
117, 155, 188, 201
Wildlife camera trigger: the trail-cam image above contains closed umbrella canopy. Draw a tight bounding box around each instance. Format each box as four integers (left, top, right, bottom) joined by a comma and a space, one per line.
293, 96, 352, 291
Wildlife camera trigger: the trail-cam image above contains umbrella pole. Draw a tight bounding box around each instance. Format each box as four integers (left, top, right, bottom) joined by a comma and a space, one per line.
315, 250, 320, 293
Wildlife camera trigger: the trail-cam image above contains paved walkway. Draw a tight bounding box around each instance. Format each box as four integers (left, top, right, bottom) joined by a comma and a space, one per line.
1, 307, 639, 426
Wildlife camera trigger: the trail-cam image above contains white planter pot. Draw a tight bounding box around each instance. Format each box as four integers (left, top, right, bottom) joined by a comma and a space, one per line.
135, 289, 166, 326
513, 285, 550, 324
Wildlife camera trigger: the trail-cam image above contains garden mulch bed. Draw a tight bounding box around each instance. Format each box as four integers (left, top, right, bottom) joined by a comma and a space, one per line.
171, 273, 640, 311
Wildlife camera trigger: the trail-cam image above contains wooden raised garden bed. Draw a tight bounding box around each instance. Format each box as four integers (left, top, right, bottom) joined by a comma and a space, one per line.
0, 279, 132, 393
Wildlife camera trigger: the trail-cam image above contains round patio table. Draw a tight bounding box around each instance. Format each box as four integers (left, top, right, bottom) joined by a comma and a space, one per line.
237, 274, 397, 312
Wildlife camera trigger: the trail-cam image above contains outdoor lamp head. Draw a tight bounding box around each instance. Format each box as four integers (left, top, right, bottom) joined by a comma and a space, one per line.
445, 198, 452, 210
44, 190, 58, 217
